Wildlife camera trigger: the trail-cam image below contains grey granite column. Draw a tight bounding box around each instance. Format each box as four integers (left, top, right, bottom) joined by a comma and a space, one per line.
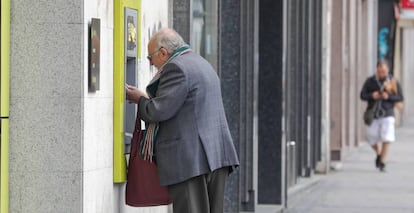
173, 0, 191, 43
258, 0, 285, 205
220, 0, 242, 212
329, 0, 344, 161
9, 1, 83, 212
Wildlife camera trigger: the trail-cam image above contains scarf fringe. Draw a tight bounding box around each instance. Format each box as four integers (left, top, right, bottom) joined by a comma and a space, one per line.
140, 123, 159, 162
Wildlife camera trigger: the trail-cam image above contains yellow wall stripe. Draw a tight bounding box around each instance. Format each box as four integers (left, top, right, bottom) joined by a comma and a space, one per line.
113, 0, 141, 183
1, 0, 10, 117
0, 120, 9, 213
1, 0, 11, 212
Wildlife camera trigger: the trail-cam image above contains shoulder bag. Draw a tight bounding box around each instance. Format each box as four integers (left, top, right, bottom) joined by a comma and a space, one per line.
125, 110, 171, 207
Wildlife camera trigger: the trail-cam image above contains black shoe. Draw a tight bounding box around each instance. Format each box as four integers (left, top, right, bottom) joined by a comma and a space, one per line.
379, 162, 386, 172
375, 155, 381, 168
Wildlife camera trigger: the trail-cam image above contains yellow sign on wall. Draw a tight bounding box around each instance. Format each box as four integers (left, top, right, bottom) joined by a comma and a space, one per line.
1, 0, 11, 212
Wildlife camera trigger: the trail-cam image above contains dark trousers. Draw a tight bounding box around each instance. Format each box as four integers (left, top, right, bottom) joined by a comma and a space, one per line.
167, 167, 230, 213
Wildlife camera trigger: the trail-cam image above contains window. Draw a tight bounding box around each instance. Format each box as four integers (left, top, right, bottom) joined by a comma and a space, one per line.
191, 0, 219, 70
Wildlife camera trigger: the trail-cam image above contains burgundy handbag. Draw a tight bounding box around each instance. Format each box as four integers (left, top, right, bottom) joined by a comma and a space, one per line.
125, 111, 171, 207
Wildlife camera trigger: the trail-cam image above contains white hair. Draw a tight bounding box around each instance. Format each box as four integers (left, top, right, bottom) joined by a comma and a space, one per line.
152, 28, 186, 54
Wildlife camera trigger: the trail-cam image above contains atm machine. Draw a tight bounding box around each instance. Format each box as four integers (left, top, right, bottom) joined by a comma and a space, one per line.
1, 0, 11, 212
113, 0, 140, 183
124, 8, 138, 158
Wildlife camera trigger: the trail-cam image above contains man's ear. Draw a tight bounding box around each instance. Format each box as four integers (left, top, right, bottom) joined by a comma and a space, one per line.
160, 47, 169, 57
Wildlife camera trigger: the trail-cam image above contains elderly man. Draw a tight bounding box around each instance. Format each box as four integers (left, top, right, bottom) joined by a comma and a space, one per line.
360, 60, 403, 172
126, 28, 239, 213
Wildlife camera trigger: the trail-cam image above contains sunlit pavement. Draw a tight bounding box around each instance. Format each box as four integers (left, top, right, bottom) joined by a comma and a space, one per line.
285, 118, 414, 213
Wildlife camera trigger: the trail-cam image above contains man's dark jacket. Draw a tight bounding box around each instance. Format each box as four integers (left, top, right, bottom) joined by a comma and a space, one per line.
360, 75, 403, 118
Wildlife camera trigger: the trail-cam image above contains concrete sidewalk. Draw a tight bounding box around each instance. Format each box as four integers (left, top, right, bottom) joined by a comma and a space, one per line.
285, 120, 414, 213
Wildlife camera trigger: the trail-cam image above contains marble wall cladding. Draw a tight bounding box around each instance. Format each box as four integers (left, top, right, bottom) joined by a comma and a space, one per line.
9, 1, 83, 212
83, 98, 113, 171
83, 0, 113, 98
83, 168, 115, 213
83, 0, 114, 171
83, 1, 115, 213
139, 0, 169, 91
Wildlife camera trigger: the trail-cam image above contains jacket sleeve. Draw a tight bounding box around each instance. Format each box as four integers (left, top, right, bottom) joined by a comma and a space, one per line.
388, 80, 404, 102
360, 78, 373, 101
138, 63, 188, 123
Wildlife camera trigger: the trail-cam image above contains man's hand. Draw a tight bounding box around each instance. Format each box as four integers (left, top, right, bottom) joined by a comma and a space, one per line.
126, 84, 148, 104
381, 91, 389, 100
372, 91, 382, 100
383, 80, 392, 93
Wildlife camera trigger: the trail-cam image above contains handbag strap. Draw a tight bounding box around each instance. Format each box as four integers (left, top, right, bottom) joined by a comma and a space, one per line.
134, 109, 142, 132
128, 110, 142, 159
374, 100, 386, 118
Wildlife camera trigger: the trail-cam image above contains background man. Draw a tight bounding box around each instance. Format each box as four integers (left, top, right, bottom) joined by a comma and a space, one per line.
360, 60, 403, 171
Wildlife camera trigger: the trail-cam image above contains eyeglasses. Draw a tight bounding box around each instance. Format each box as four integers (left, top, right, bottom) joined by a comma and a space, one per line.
146, 47, 163, 61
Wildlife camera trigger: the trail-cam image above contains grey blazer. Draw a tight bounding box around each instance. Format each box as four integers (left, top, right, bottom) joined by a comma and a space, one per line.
138, 52, 239, 186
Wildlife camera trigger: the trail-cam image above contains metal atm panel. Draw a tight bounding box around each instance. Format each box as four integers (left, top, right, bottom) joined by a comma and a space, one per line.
124, 8, 138, 154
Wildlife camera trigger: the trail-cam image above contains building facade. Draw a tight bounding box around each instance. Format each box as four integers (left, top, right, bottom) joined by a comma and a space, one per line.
1, 0, 413, 213
6, 0, 172, 212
